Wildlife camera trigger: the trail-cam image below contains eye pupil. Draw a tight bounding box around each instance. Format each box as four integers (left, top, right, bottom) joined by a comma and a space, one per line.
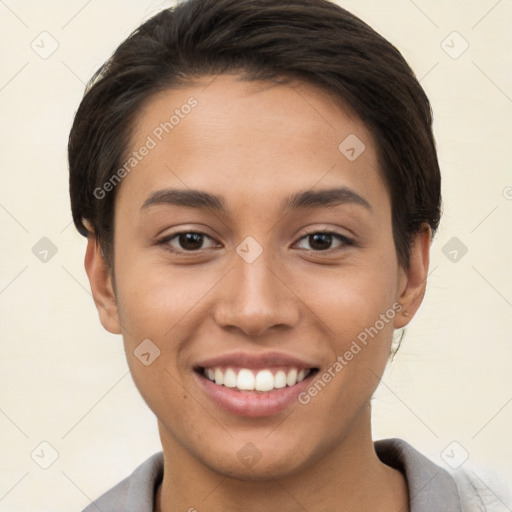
309, 233, 332, 250
179, 233, 203, 250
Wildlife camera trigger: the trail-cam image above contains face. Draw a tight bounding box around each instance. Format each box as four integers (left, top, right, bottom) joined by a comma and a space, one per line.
86, 75, 429, 480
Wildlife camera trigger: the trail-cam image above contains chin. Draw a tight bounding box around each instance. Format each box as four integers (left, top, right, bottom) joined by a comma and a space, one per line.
204, 450, 311, 482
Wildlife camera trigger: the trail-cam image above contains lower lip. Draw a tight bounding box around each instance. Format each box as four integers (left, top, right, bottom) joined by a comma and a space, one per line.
193, 371, 316, 417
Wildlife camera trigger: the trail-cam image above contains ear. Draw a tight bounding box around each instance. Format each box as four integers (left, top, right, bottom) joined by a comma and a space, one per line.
84, 235, 122, 335
394, 225, 431, 329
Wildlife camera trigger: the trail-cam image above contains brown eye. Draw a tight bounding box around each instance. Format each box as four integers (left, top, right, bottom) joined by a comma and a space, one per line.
308, 233, 333, 250
161, 232, 218, 252
296, 232, 352, 251
178, 233, 205, 250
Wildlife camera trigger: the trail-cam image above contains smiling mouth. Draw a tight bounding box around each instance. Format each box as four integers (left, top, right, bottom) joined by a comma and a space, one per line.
195, 366, 319, 393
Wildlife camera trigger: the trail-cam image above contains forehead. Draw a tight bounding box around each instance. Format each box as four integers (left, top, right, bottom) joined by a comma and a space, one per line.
118, 74, 387, 214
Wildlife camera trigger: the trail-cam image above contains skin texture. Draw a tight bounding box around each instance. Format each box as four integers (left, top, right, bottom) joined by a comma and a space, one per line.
85, 75, 430, 511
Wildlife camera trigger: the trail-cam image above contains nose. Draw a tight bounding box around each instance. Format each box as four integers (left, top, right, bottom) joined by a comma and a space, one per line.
213, 247, 300, 337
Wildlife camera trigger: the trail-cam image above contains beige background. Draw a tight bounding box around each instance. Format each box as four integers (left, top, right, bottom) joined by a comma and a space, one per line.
1, 1, 511, 510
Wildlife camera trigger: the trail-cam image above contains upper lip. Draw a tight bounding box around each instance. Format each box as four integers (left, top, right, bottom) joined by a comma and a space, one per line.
194, 351, 320, 370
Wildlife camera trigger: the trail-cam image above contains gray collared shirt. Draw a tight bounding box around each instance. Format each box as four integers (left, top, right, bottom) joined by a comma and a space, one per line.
82, 438, 508, 511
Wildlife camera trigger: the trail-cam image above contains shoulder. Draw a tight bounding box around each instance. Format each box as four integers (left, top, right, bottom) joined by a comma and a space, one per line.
449, 465, 511, 512
81, 452, 164, 512
374, 438, 511, 512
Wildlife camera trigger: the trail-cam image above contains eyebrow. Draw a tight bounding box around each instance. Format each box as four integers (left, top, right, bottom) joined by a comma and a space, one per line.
142, 188, 224, 211
141, 186, 372, 213
285, 187, 372, 211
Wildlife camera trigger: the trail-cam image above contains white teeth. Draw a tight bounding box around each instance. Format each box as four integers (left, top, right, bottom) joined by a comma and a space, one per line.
237, 369, 255, 390
286, 368, 298, 387
214, 368, 224, 385
203, 366, 312, 392
274, 370, 287, 389
224, 368, 237, 388
255, 370, 274, 391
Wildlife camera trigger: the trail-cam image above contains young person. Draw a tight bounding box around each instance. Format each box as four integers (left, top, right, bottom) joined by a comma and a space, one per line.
68, 1, 504, 510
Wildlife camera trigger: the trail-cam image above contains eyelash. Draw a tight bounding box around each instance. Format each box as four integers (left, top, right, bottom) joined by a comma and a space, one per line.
157, 230, 354, 254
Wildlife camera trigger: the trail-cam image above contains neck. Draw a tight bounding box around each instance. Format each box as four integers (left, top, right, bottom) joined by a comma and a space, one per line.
155, 405, 409, 512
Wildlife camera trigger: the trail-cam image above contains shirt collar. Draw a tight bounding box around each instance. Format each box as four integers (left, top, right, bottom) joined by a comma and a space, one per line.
125, 438, 463, 512
375, 438, 462, 512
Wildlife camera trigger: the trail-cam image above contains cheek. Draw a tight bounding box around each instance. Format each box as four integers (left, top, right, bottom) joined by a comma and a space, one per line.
113, 265, 202, 424
114, 258, 215, 338
113, 260, 224, 403
295, 256, 400, 402
298, 259, 399, 342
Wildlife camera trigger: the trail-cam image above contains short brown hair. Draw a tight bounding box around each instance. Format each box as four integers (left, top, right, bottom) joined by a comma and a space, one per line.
68, 0, 441, 269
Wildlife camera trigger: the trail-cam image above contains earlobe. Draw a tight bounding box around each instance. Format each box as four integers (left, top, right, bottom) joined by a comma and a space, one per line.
84, 235, 123, 335
394, 225, 431, 329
